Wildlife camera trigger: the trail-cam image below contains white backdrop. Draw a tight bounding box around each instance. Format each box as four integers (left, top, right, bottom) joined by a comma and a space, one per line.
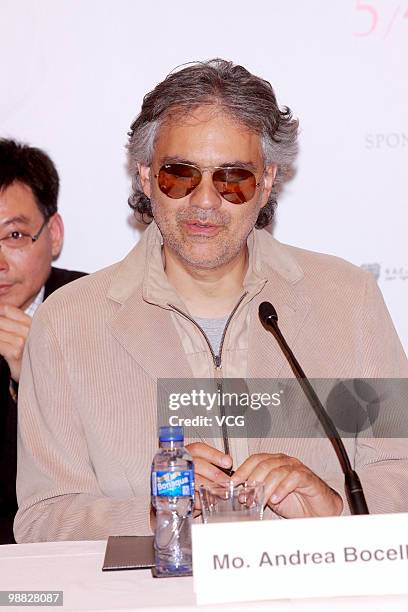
1, 0, 407, 351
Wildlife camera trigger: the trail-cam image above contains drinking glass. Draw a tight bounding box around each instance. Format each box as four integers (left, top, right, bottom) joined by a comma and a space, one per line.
198, 481, 264, 523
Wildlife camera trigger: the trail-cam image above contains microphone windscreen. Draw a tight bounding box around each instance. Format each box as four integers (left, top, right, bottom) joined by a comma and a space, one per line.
258, 301, 278, 325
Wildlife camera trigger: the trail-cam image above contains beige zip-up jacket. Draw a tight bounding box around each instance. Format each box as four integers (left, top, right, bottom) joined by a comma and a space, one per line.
15, 223, 408, 542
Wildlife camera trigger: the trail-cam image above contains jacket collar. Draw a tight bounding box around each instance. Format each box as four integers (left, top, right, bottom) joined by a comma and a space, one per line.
107, 222, 185, 310
107, 221, 305, 308
107, 221, 310, 379
246, 231, 311, 379
107, 222, 192, 380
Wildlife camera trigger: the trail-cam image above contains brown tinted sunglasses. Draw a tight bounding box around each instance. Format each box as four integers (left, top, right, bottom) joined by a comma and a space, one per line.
154, 163, 262, 204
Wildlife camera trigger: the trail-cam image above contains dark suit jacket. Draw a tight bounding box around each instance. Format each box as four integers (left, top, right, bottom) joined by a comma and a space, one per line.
0, 266, 86, 544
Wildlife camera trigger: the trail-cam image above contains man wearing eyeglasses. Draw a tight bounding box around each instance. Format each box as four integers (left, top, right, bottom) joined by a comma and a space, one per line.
0, 138, 86, 544
15, 60, 407, 543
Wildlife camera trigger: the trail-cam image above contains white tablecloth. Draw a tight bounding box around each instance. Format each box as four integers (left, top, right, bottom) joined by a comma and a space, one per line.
0, 540, 407, 611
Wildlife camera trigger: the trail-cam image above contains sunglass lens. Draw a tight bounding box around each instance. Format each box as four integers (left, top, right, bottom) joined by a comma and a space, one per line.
157, 164, 201, 199
213, 168, 257, 204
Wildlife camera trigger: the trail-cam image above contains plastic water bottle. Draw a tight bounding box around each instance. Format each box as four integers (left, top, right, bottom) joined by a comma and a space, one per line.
151, 426, 195, 576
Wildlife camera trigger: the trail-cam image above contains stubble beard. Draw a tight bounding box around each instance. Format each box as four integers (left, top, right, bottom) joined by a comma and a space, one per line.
151, 200, 260, 270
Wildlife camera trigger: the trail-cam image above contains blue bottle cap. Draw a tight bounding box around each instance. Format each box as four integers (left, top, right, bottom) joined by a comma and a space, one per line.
159, 426, 184, 442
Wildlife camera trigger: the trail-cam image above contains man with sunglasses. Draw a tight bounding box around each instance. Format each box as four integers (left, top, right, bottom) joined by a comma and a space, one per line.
0, 138, 86, 544
15, 60, 407, 543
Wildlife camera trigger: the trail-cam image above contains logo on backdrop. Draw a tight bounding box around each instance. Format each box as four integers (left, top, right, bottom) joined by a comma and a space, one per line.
360, 263, 381, 281
354, 3, 408, 39
361, 263, 408, 282
365, 133, 408, 149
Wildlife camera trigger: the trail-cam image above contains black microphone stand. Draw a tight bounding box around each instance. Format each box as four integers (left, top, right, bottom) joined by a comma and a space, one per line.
259, 302, 369, 515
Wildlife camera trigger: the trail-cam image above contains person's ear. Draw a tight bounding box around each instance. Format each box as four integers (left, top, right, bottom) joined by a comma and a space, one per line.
47, 213, 64, 258
259, 164, 277, 208
138, 163, 151, 198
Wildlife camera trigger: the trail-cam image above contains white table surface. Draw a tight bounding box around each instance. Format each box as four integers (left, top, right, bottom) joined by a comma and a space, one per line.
0, 540, 407, 611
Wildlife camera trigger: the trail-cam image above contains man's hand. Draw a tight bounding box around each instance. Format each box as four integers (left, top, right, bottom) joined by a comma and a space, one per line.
232, 453, 343, 519
186, 442, 232, 515
0, 304, 32, 382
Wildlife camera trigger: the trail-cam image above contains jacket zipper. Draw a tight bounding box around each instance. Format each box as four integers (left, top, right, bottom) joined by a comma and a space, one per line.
168, 292, 248, 459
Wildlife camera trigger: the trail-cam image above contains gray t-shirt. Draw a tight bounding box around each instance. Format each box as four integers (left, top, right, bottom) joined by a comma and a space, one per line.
193, 315, 229, 357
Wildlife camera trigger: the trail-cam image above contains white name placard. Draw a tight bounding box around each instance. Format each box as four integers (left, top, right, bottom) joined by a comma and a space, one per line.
192, 512, 408, 605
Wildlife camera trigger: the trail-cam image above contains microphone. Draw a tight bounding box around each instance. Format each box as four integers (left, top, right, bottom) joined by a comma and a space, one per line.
258, 301, 369, 515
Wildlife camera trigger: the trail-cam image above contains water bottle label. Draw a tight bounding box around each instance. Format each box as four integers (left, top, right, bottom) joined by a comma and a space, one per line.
152, 470, 195, 497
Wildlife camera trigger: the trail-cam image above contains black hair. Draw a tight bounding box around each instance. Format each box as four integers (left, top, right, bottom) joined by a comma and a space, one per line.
0, 138, 59, 218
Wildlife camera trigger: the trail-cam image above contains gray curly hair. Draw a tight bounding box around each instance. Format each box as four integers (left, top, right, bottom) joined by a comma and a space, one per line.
127, 59, 298, 228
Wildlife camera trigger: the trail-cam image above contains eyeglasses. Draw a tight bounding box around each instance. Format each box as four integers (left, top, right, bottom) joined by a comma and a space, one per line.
154, 162, 262, 204
0, 220, 47, 252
